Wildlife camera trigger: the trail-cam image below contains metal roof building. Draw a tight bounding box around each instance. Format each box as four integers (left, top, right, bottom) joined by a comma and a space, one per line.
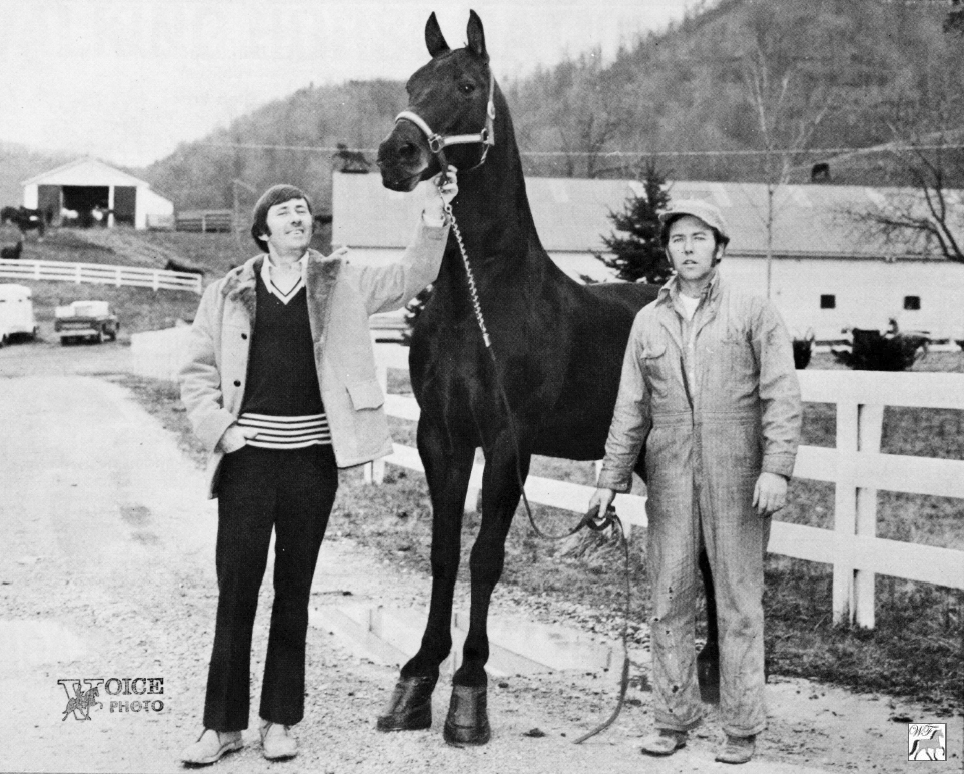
333, 173, 964, 340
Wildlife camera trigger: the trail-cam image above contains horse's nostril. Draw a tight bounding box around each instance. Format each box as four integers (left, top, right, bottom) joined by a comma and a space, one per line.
400, 142, 420, 161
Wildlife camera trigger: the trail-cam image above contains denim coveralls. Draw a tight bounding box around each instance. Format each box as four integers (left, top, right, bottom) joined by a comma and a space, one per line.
598, 270, 801, 737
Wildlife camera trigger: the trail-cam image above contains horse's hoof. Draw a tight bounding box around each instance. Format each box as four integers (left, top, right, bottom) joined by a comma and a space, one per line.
376, 675, 436, 732
443, 685, 491, 746
696, 649, 720, 705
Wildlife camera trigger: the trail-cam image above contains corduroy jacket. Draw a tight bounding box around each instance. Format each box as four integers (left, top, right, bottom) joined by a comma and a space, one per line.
179, 218, 448, 498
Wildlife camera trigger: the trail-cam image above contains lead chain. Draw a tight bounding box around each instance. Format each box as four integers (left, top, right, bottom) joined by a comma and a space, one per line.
443, 200, 491, 348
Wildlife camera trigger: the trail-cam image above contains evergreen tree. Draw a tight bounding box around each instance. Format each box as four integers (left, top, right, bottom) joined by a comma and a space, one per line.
598, 163, 672, 283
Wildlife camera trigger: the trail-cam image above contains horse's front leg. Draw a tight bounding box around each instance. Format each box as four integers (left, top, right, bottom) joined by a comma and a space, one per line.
376, 418, 475, 733
443, 433, 530, 745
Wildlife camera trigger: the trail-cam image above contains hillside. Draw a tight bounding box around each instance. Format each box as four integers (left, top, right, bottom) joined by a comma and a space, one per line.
137, 0, 964, 210
0, 143, 76, 209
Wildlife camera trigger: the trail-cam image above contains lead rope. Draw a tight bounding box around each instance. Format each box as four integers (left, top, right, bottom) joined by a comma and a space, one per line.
439, 190, 632, 744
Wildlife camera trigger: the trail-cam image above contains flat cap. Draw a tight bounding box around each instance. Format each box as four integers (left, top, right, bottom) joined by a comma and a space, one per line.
658, 199, 730, 244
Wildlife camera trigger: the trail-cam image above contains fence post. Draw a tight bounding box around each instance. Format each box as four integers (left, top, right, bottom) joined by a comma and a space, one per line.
832, 399, 884, 628
152, 271, 160, 292
832, 401, 858, 625
855, 403, 883, 628
34, 261, 41, 280
75, 264, 82, 284
115, 267, 122, 287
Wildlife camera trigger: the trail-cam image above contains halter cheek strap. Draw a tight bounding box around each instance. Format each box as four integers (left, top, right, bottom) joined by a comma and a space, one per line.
394, 69, 496, 171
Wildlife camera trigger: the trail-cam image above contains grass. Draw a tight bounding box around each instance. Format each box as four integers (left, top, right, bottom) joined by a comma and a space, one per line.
11, 226, 961, 713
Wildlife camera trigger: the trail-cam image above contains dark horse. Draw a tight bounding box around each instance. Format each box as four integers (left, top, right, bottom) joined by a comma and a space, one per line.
375, 12, 719, 744
0, 206, 45, 238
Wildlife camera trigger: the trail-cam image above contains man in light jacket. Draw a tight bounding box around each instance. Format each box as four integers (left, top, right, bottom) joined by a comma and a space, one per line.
589, 199, 801, 765
178, 169, 456, 765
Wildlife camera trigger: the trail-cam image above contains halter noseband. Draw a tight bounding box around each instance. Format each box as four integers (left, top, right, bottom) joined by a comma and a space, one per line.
394, 69, 496, 172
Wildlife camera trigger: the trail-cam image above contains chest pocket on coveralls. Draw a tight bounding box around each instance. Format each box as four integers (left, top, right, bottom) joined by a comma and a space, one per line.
641, 341, 668, 391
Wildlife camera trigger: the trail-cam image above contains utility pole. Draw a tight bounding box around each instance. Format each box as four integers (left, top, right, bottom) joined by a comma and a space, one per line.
231, 179, 257, 252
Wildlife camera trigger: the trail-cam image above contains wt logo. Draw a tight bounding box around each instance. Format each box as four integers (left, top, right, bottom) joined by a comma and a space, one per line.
58, 679, 104, 721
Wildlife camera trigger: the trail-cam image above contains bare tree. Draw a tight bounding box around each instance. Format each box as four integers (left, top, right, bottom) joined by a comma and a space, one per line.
551, 51, 626, 178
844, 131, 964, 263
838, 37, 964, 265
738, 2, 838, 296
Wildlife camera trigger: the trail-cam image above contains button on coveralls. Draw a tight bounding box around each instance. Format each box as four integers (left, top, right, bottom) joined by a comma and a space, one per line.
598, 271, 801, 737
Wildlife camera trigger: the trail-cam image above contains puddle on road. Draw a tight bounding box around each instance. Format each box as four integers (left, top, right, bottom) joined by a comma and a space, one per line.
310, 603, 619, 679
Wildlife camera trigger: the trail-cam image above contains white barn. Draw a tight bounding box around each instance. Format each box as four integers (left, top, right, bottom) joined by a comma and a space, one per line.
332, 173, 964, 342
21, 157, 174, 230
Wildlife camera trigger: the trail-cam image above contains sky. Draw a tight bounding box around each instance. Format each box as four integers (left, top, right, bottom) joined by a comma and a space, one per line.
0, 0, 697, 167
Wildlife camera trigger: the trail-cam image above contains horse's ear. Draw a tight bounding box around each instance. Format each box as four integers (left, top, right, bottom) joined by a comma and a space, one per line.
466, 10, 488, 62
425, 12, 450, 57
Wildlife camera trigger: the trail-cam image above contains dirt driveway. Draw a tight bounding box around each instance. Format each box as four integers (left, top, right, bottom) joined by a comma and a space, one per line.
0, 340, 960, 774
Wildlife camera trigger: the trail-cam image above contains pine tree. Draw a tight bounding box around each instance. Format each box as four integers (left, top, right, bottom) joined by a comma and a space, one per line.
598, 163, 672, 284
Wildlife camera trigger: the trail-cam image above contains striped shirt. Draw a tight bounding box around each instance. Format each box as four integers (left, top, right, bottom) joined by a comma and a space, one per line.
237, 412, 331, 449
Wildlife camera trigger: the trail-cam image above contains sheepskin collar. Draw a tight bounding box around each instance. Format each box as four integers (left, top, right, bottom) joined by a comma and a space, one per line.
221, 249, 341, 342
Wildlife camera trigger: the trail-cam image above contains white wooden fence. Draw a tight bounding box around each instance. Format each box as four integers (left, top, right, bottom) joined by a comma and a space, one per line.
371, 343, 964, 630
0, 259, 202, 294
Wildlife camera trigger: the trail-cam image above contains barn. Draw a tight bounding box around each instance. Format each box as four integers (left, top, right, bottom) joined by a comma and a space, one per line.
21, 157, 174, 230
332, 173, 964, 342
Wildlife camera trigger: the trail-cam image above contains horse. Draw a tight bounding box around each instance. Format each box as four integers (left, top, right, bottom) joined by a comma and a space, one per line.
0, 240, 22, 260
909, 728, 945, 760
0, 206, 45, 238
163, 258, 206, 276
62, 683, 102, 721
375, 11, 721, 744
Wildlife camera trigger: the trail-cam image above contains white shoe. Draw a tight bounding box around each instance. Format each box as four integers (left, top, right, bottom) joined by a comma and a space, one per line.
259, 720, 298, 760
180, 728, 242, 766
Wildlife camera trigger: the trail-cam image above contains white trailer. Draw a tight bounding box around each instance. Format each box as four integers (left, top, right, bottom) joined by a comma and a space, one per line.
0, 284, 39, 346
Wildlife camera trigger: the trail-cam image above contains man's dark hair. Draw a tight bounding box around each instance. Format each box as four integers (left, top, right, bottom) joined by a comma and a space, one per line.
250, 185, 313, 252
659, 214, 729, 250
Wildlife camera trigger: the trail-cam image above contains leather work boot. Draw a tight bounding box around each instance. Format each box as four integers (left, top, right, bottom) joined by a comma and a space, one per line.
715, 733, 756, 764
179, 729, 243, 766
640, 728, 688, 756
260, 720, 298, 761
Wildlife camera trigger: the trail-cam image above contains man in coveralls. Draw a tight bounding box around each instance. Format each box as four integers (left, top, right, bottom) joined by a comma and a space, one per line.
589, 199, 801, 764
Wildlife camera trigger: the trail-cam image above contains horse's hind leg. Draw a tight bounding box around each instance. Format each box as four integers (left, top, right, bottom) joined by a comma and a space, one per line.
376, 424, 475, 733
443, 440, 530, 745
697, 546, 721, 703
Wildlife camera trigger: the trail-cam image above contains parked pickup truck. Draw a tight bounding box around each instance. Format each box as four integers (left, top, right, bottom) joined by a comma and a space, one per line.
54, 300, 120, 345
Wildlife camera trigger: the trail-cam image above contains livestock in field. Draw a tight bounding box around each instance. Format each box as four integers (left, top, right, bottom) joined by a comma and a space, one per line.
0, 240, 23, 260
374, 11, 721, 744
163, 258, 206, 276
0, 206, 46, 238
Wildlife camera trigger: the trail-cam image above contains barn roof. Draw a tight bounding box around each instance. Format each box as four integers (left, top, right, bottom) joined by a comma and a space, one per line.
21, 157, 157, 191
332, 173, 961, 261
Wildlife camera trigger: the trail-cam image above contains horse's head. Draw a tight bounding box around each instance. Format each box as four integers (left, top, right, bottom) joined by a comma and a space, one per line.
377, 10, 495, 191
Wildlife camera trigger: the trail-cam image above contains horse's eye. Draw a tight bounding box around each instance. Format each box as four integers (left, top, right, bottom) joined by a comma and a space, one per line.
459, 82, 476, 95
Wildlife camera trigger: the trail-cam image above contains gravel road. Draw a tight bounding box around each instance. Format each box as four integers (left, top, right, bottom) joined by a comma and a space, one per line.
0, 339, 960, 774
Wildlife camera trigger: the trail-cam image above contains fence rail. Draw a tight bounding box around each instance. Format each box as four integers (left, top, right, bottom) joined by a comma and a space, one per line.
175, 210, 233, 233
0, 259, 202, 294
371, 343, 964, 630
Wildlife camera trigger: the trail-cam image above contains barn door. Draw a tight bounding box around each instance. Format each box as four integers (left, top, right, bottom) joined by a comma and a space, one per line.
113, 187, 136, 226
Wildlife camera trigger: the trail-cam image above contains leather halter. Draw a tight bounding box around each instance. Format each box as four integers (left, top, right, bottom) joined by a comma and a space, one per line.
393, 69, 496, 172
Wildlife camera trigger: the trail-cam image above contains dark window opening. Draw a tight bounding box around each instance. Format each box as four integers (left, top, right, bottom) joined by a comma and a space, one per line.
903, 296, 921, 311
820, 294, 836, 309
